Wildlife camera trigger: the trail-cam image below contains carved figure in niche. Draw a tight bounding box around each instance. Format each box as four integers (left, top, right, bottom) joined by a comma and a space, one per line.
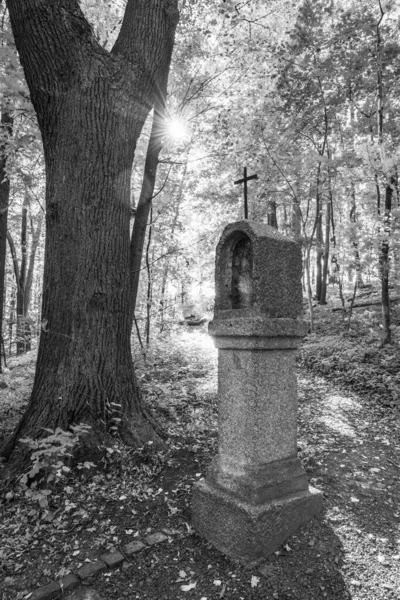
231, 238, 253, 309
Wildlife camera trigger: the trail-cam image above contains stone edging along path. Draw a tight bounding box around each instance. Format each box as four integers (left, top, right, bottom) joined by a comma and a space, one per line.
26, 529, 178, 600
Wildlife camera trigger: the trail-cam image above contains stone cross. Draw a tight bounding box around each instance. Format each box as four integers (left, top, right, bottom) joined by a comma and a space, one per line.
192, 220, 323, 565
234, 167, 258, 219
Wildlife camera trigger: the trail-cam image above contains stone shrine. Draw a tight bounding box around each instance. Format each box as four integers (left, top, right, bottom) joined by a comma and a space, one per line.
192, 220, 323, 565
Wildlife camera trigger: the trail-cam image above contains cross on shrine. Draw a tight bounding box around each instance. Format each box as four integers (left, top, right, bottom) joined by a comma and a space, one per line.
234, 167, 258, 219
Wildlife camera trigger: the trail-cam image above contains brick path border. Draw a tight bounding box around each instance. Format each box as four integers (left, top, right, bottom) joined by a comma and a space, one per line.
26, 529, 180, 600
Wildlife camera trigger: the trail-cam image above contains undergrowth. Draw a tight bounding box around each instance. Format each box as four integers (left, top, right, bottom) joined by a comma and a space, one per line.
299, 299, 400, 410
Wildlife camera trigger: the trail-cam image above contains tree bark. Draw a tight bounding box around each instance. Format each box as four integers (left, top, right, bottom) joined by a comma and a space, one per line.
2, 0, 179, 470
0, 109, 13, 372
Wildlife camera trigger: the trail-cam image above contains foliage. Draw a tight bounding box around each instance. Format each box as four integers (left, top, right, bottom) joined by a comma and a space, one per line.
17, 424, 94, 508
298, 300, 400, 409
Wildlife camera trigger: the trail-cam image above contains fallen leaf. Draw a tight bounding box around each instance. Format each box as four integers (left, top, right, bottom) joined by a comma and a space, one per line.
181, 582, 196, 592
251, 575, 260, 588
377, 554, 387, 564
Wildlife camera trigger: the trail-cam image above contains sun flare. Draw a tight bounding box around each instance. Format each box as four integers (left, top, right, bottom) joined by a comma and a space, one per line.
166, 116, 188, 142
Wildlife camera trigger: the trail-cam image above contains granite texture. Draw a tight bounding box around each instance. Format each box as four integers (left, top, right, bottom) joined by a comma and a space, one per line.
209, 316, 309, 340
192, 479, 323, 565
214, 221, 303, 319
216, 347, 298, 466
206, 455, 309, 504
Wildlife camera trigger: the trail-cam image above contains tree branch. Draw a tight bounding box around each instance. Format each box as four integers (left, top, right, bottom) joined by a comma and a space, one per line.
112, 0, 179, 106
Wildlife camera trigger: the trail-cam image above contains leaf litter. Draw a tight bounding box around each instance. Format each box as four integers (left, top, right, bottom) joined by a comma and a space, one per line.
0, 327, 400, 598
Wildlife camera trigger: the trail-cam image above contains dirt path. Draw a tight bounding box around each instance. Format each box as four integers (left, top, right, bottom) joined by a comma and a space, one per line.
296, 372, 400, 599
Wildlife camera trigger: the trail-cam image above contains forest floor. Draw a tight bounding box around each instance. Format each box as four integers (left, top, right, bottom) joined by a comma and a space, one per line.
1, 296, 400, 600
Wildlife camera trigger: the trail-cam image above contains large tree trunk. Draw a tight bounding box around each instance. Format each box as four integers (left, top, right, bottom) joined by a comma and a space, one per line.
0, 109, 13, 372
2, 0, 179, 470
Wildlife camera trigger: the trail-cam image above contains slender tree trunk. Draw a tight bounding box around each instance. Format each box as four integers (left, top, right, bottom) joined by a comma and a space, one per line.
305, 246, 313, 332
24, 212, 44, 314
350, 181, 364, 287
158, 161, 186, 332
2, 0, 179, 471
267, 200, 278, 229
315, 192, 323, 301
375, 1, 391, 346
145, 205, 153, 345
320, 194, 330, 305
0, 109, 13, 371
16, 194, 28, 355
381, 179, 393, 345
130, 81, 170, 320
291, 199, 302, 241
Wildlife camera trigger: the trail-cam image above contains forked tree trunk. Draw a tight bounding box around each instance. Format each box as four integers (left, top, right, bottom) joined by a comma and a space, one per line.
2, 0, 179, 470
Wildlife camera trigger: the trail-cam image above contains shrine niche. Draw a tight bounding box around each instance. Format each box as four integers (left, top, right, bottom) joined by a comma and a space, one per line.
213, 220, 304, 319
231, 236, 253, 309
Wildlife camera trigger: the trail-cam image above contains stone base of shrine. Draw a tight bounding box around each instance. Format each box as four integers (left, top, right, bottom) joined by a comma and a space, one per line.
192, 479, 323, 566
